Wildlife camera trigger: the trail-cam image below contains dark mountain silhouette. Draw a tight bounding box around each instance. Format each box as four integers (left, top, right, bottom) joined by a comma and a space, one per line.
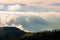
19, 30, 60, 40
0, 27, 60, 40
0, 27, 25, 40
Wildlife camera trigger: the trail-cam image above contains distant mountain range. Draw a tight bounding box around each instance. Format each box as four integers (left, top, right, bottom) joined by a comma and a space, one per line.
0, 27, 60, 40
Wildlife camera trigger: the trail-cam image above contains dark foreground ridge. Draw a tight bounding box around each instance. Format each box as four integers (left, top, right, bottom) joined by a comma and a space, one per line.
0, 27, 60, 40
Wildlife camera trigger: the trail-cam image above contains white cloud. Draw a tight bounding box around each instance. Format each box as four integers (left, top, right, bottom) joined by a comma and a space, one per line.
11, 24, 30, 32
0, 11, 60, 32
0, 11, 60, 23
0, 5, 4, 9
11, 24, 24, 30
7, 4, 21, 11
39, 12, 60, 22
0, 0, 60, 11
0, 0, 60, 4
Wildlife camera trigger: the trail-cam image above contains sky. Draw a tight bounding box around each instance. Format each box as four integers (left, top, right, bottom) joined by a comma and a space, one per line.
0, 0, 60, 12
0, 0, 60, 32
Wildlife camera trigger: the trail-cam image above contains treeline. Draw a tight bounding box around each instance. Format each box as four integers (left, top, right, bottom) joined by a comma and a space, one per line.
19, 30, 60, 40
0, 27, 60, 40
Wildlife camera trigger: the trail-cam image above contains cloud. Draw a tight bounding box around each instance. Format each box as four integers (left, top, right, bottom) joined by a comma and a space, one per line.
41, 27, 53, 31
7, 4, 21, 11
11, 24, 30, 32
51, 3, 60, 6
0, 0, 60, 4
0, 11, 60, 24
0, 11, 30, 32
0, 11, 60, 32
11, 6, 52, 12
0, 5, 4, 10
0, 0, 60, 12
39, 12, 60, 22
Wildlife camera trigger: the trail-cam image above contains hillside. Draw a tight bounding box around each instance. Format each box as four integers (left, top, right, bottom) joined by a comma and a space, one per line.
0, 27, 60, 40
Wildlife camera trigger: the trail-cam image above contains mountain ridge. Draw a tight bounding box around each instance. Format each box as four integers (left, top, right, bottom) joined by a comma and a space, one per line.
0, 27, 60, 40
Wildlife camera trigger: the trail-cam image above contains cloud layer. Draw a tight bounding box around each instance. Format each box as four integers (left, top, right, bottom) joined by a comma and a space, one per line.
0, 11, 60, 32
0, 0, 60, 12
0, 0, 60, 32
7, 4, 21, 11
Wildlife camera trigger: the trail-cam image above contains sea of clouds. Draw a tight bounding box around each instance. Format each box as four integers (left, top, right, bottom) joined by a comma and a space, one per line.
0, 11, 60, 32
